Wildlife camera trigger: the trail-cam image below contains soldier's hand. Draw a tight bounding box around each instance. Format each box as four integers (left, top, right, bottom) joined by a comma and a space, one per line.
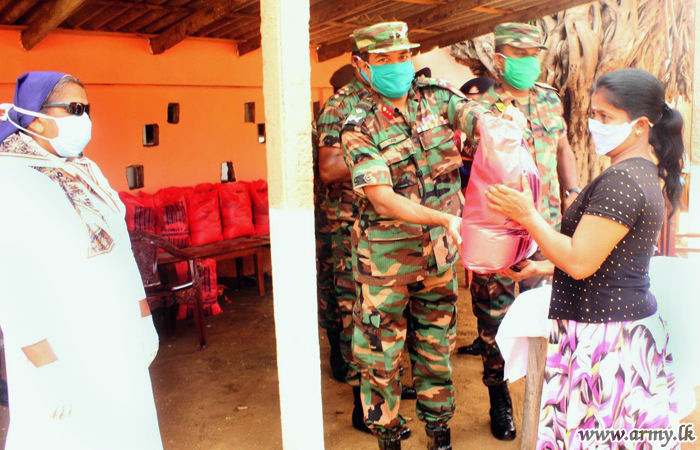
502, 105, 527, 132
446, 215, 462, 246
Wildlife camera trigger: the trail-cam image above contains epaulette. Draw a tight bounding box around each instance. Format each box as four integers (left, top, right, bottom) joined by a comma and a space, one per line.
341, 101, 372, 130
535, 82, 558, 92
415, 77, 467, 99
415, 77, 467, 98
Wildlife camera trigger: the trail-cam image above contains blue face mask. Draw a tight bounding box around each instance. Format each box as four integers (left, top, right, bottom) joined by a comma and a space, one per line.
360, 60, 415, 99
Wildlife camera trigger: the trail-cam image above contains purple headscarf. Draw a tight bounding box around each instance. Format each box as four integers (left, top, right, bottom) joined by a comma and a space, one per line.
0, 71, 68, 143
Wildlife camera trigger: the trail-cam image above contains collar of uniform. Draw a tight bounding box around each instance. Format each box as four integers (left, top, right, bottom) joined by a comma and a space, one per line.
350, 75, 370, 95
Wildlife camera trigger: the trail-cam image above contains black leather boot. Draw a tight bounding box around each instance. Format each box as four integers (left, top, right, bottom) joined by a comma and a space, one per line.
488, 383, 516, 441
426, 424, 451, 450
400, 385, 417, 400
456, 337, 486, 356
327, 329, 348, 382
352, 386, 371, 434
353, 387, 412, 439
377, 436, 402, 450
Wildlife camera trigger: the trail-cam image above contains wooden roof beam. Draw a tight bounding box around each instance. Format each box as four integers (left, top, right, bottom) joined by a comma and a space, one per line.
316, 0, 592, 62
417, 0, 596, 50
314, 0, 491, 59
20, 0, 90, 49
309, 0, 378, 27
390, 0, 446, 4
149, 0, 249, 54
1, 0, 42, 25
237, 35, 260, 55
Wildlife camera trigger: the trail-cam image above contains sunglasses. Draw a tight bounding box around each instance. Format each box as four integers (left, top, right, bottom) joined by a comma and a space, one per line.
43, 102, 91, 116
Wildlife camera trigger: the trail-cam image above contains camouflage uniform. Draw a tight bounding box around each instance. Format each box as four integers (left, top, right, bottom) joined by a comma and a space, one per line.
341, 22, 488, 439
466, 23, 567, 387
316, 76, 371, 386
313, 122, 343, 339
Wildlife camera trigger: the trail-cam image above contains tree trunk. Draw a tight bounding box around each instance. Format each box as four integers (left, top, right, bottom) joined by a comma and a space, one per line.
450, 0, 693, 185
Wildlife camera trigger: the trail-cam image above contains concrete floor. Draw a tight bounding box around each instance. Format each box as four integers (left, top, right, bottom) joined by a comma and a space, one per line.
0, 275, 698, 449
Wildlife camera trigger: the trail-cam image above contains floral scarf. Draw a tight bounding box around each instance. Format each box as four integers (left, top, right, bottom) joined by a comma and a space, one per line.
0, 133, 120, 258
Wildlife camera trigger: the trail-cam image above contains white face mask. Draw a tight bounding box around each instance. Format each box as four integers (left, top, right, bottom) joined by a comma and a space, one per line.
0, 104, 92, 158
588, 118, 638, 156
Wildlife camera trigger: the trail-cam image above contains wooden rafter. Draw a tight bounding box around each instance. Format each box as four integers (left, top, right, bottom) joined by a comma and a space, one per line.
1, 0, 42, 25
417, 0, 596, 50
237, 35, 260, 55
0, 0, 16, 14
314, 0, 492, 61
309, 0, 376, 27
390, 0, 446, 4
315, 0, 594, 61
471, 6, 513, 14
149, 0, 249, 54
20, 0, 90, 49
65, 4, 109, 29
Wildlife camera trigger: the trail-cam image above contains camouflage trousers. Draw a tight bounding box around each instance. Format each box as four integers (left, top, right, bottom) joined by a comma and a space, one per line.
471, 250, 548, 386
353, 267, 458, 438
316, 215, 341, 333
331, 220, 360, 385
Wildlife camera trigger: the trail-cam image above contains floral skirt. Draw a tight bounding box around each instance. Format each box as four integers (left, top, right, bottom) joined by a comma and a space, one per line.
536, 313, 679, 450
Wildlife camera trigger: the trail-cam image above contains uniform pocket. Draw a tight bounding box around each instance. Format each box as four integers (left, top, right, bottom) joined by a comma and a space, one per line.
420, 126, 462, 178
367, 220, 424, 278
382, 140, 422, 202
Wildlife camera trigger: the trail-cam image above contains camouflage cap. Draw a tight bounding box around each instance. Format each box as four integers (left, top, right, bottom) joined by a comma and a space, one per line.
494, 23, 547, 49
353, 22, 419, 54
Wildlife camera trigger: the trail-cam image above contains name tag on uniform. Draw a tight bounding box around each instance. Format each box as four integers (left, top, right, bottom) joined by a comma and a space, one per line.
378, 134, 409, 150
417, 114, 449, 133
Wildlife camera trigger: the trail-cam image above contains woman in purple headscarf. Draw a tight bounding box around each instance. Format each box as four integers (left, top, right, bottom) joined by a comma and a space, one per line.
0, 72, 162, 449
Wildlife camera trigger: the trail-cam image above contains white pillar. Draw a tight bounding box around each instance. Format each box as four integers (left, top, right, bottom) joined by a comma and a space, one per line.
259, 0, 325, 449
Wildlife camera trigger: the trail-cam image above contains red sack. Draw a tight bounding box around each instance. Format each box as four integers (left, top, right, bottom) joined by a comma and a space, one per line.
461, 115, 541, 274
195, 182, 218, 193
154, 188, 191, 248
176, 258, 223, 319
247, 180, 269, 235
219, 182, 255, 239
187, 190, 223, 246
119, 191, 155, 233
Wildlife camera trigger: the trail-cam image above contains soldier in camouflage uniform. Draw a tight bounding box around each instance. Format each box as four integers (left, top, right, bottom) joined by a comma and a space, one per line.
341, 22, 525, 450
313, 108, 348, 384
455, 23, 580, 442
318, 50, 417, 439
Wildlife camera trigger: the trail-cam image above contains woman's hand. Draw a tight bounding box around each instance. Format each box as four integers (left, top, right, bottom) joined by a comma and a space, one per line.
486, 173, 539, 226
499, 259, 540, 283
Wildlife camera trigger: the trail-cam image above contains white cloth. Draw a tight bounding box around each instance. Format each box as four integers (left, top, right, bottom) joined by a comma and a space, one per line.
496, 257, 700, 419
0, 146, 163, 449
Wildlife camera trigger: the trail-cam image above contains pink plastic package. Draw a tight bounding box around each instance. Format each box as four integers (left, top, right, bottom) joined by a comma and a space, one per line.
461, 114, 541, 274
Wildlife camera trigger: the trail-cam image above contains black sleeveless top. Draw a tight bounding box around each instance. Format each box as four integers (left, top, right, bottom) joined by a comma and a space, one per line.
549, 158, 665, 323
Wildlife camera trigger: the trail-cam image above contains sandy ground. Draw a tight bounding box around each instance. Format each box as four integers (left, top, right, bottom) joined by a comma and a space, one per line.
0, 274, 697, 449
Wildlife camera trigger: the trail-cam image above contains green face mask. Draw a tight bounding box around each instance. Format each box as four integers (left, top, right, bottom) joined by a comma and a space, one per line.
499, 54, 541, 90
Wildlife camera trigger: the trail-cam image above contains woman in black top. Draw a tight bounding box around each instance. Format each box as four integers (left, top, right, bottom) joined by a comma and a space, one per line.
486, 69, 684, 449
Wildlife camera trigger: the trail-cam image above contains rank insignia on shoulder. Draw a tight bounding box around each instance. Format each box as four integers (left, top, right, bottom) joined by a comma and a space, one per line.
417, 114, 449, 133
343, 107, 367, 127
380, 104, 395, 120
495, 102, 506, 113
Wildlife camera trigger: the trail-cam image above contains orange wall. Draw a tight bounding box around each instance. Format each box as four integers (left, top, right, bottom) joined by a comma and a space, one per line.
0, 29, 342, 193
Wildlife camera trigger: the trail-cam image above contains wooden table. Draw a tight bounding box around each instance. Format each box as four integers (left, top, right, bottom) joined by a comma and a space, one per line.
158, 235, 270, 296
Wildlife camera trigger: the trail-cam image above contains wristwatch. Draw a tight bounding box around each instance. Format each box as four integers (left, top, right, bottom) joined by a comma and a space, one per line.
565, 187, 581, 197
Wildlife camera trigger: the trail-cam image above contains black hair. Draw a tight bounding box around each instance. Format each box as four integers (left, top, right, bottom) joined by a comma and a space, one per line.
593, 68, 685, 216
40, 76, 84, 112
